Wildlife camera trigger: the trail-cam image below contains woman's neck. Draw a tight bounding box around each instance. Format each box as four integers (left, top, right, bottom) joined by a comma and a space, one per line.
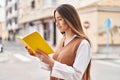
64, 31, 76, 46
65, 30, 75, 39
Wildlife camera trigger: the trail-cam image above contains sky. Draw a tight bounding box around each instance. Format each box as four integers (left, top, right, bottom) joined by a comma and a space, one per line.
0, 0, 5, 6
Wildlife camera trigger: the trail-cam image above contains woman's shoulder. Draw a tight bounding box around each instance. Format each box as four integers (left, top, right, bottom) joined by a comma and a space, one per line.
76, 37, 89, 44
80, 39, 90, 46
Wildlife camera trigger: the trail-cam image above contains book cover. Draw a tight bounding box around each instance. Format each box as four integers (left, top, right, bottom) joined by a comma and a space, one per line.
17, 31, 54, 54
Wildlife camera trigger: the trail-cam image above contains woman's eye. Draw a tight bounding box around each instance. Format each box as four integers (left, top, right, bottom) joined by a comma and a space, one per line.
58, 18, 62, 21
55, 18, 62, 22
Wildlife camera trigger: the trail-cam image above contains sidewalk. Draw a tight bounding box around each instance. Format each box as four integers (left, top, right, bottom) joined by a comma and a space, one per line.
92, 53, 120, 60
1, 51, 120, 63
0, 52, 11, 63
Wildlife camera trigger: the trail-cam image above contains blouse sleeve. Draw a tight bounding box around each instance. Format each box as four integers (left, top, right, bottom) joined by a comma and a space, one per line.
51, 40, 91, 80
39, 61, 50, 71
39, 54, 54, 71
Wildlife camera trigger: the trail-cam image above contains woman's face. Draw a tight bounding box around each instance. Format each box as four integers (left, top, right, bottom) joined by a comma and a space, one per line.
55, 11, 70, 33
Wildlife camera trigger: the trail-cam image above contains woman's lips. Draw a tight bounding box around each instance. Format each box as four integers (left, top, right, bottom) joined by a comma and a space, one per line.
58, 26, 62, 28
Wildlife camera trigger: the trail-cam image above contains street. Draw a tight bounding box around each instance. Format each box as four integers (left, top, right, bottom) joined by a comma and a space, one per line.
0, 41, 120, 80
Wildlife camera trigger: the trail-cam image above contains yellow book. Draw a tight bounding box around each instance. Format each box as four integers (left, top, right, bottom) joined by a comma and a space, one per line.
17, 31, 54, 54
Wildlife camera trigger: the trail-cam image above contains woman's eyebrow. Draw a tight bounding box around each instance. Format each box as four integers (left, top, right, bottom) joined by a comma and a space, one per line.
56, 17, 60, 19
55, 16, 62, 21
56, 15, 62, 18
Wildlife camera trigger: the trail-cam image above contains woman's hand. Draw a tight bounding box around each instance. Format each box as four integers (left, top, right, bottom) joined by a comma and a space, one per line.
35, 49, 54, 68
25, 47, 54, 68
25, 46, 35, 56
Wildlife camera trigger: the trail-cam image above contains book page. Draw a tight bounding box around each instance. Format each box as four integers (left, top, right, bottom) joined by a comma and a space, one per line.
17, 31, 54, 54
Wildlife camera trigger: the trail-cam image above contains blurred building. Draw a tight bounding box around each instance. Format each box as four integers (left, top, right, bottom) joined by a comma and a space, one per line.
0, 22, 2, 37
5, 0, 19, 41
16, 0, 120, 53
0, 5, 5, 40
18, 0, 90, 47
78, 0, 120, 53
18, 0, 59, 46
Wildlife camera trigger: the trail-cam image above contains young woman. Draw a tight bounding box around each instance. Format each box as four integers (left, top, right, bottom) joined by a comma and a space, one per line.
26, 4, 91, 80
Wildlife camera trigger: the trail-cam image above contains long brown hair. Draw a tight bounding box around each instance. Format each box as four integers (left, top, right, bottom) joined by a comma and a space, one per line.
54, 4, 90, 43
54, 4, 91, 80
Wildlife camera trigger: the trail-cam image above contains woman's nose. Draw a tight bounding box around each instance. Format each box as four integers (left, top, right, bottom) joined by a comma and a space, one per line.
56, 22, 59, 26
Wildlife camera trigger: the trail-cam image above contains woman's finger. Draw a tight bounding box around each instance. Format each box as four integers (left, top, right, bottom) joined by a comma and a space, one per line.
40, 55, 44, 61
34, 53, 44, 62
25, 46, 35, 56
25, 46, 28, 49
36, 49, 48, 56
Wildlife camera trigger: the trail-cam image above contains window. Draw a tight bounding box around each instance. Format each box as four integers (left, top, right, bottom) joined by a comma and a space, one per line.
6, 10, 8, 16
43, 0, 57, 8
15, 2, 17, 10
6, 0, 8, 6
43, 22, 50, 41
9, 19, 12, 25
31, 0, 35, 9
9, 7, 12, 13
6, 19, 9, 26
52, 0, 56, 6
14, 17, 17, 24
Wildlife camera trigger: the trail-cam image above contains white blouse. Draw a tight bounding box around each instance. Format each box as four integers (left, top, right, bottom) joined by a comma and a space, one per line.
40, 37, 91, 80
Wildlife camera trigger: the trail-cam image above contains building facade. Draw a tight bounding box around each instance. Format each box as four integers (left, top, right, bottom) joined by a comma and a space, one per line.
18, 0, 61, 47
17, 0, 120, 53
5, 0, 19, 41
78, 0, 120, 53
18, 0, 87, 47
0, 5, 5, 39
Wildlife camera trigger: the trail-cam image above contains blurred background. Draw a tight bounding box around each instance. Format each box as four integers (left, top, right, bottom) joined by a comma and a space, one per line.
0, 0, 120, 80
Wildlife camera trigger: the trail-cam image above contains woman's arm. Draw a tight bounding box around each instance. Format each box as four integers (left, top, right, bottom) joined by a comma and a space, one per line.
36, 37, 65, 71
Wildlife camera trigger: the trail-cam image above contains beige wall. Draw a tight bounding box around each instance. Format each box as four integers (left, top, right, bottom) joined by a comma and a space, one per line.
98, 11, 120, 44
57, 0, 80, 7
79, 10, 98, 53
19, 0, 55, 24
19, 0, 86, 24
78, 7, 120, 52
98, 12, 120, 26
0, 22, 6, 39
0, 23, 2, 37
